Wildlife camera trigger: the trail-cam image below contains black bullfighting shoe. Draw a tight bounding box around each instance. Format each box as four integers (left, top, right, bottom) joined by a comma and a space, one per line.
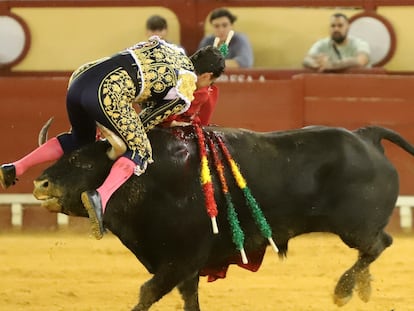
0, 164, 17, 189
81, 190, 105, 240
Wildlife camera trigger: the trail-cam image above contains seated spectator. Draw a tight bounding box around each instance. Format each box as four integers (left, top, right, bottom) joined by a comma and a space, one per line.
146, 14, 185, 53
198, 8, 254, 68
303, 13, 371, 72
146, 15, 168, 39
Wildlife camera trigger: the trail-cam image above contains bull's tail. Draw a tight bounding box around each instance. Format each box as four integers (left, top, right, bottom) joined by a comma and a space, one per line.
355, 126, 414, 156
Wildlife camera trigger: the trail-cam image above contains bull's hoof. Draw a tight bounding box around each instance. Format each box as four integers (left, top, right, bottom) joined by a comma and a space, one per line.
333, 294, 352, 307
356, 270, 372, 302
0, 164, 17, 189
131, 303, 150, 311
81, 190, 104, 240
357, 285, 371, 303
334, 270, 356, 307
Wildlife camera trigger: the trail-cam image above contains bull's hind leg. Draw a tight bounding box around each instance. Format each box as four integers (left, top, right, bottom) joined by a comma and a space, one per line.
177, 273, 201, 311
334, 231, 393, 306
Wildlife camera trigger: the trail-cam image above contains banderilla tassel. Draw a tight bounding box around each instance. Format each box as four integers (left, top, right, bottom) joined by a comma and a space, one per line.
216, 135, 278, 254
195, 124, 218, 234
207, 135, 247, 264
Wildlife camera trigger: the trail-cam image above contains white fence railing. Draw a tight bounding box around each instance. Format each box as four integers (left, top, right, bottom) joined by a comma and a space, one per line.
0, 194, 413, 230
0, 194, 68, 226
396, 196, 413, 231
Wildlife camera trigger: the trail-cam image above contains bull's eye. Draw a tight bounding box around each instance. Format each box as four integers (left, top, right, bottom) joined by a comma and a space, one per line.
68, 154, 94, 170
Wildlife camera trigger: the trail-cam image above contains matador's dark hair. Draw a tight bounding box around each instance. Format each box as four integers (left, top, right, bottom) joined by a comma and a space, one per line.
190, 46, 225, 78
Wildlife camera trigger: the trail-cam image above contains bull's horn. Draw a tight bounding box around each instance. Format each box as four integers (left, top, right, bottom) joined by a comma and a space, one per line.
96, 123, 127, 160
38, 117, 55, 146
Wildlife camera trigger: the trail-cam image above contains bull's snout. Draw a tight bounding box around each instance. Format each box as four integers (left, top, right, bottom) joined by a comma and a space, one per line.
33, 179, 50, 199
33, 178, 62, 212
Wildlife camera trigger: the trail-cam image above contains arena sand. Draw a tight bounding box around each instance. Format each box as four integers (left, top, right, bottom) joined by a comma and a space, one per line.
1, 232, 413, 311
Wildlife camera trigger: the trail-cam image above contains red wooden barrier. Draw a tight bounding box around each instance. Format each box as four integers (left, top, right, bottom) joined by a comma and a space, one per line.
1, 72, 414, 231
213, 79, 304, 131
294, 73, 414, 194
0, 76, 70, 193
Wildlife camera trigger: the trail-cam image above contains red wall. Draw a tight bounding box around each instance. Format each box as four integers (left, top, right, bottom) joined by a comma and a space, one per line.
0, 77, 70, 192
212, 79, 304, 131
1, 73, 414, 196
296, 73, 414, 195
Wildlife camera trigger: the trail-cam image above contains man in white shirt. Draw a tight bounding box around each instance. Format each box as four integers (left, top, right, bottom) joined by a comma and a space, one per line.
303, 13, 371, 72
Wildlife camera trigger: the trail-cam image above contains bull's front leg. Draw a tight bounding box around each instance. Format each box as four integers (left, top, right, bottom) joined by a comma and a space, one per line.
130, 276, 172, 311
131, 268, 200, 311
177, 272, 201, 311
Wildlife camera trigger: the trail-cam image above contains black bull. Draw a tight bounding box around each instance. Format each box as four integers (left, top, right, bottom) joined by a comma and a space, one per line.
32, 124, 414, 311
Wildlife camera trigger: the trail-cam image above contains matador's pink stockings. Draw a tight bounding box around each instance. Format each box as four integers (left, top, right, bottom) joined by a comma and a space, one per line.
97, 156, 135, 212
13, 137, 64, 177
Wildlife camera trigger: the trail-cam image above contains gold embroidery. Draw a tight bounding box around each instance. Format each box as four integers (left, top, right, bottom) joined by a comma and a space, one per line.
98, 67, 153, 163
177, 71, 196, 104
129, 38, 195, 104
139, 98, 186, 132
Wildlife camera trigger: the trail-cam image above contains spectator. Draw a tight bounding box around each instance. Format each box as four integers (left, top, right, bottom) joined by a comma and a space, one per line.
198, 8, 254, 68
145, 14, 185, 53
146, 15, 168, 39
303, 13, 371, 72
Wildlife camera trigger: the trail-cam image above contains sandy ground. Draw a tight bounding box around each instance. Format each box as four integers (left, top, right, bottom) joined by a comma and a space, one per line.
1, 232, 413, 311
